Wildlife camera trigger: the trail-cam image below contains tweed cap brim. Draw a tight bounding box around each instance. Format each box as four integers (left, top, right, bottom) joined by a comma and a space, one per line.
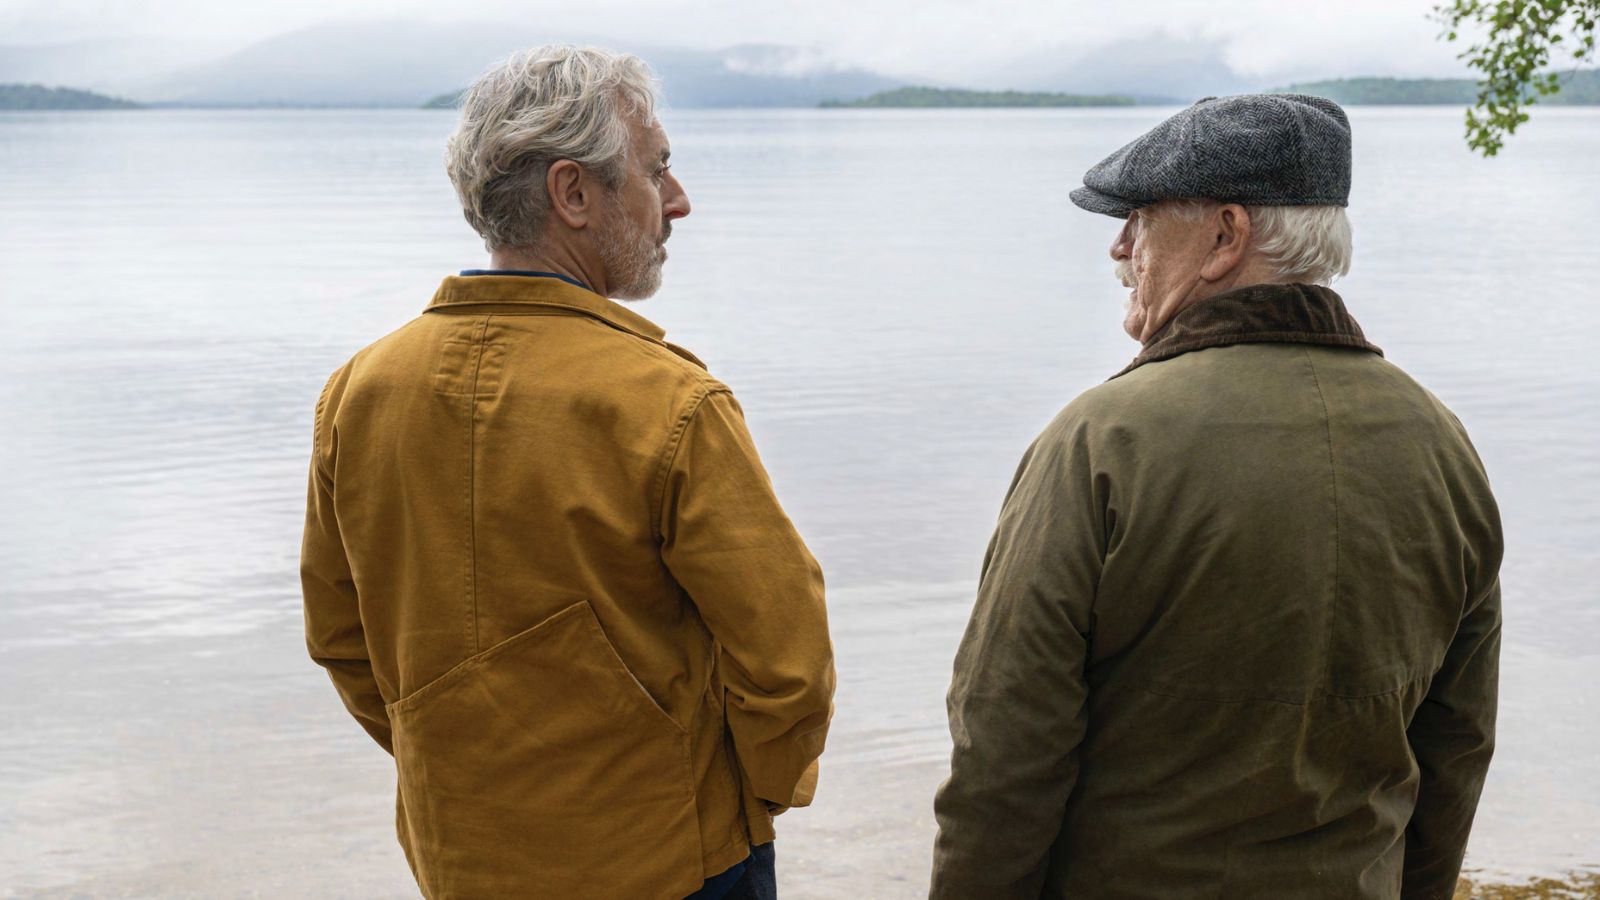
1069, 184, 1143, 218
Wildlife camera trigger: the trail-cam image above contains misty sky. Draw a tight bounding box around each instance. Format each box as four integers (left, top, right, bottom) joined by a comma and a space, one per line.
2, 0, 1477, 85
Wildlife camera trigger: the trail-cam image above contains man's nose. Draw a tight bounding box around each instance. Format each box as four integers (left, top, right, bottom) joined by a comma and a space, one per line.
664, 173, 690, 221
1109, 220, 1133, 261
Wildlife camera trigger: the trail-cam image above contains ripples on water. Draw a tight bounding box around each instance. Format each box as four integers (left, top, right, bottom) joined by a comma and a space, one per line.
1, 108, 1596, 895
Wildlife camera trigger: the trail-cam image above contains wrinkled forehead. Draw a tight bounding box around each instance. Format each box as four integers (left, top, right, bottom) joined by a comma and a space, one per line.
1122, 203, 1189, 240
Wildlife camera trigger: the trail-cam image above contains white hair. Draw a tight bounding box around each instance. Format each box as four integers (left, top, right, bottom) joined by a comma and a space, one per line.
1150, 199, 1353, 285
445, 45, 658, 252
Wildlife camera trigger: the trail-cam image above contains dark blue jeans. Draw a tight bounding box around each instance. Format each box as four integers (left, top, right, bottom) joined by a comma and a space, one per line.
684, 842, 775, 900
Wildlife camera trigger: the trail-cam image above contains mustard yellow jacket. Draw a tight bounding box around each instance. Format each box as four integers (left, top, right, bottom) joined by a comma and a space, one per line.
301, 274, 835, 900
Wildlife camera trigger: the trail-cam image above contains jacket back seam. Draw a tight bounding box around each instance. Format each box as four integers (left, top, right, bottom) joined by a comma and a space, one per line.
1303, 347, 1342, 692
465, 316, 491, 654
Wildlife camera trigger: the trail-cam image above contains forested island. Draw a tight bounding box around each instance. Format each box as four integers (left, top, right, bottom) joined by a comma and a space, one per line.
827, 74, 1600, 109
1278, 72, 1600, 105
423, 91, 464, 109
821, 86, 1136, 108
0, 84, 142, 110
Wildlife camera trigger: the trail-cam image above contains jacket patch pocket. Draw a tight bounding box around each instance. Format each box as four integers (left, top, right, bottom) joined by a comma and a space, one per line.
386, 600, 702, 900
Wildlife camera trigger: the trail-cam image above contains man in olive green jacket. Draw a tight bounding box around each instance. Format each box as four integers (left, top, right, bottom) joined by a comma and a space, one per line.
301, 48, 833, 900
932, 95, 1501, 900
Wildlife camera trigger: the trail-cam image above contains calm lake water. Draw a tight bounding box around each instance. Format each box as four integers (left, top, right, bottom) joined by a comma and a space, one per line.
1, 106, 1597, 897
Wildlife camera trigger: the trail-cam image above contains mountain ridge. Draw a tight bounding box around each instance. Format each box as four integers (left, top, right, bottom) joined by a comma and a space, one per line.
118, 21, 902, 108
6, 22, 1598, 110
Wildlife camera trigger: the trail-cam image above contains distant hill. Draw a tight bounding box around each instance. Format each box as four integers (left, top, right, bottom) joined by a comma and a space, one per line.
17, 18, 1598, 111
0, 83, 141, 110
131, 22, 900, 108
992, 35, 1256, 103
822, 86, 1137, 108
137, 21, 548, 107
1277, 71, 1600, 105
644, 44, 903, 108
423, 47, 901, 110
423, 90, 463, 109
0, 37, 224, 95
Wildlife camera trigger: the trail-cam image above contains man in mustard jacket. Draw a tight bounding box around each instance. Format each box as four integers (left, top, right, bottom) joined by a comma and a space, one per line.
931, 95, 1502, 899
301, 46, 834, 900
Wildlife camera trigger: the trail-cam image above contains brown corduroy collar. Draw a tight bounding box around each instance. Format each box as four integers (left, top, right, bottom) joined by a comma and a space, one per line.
1112, 282, 1382, 379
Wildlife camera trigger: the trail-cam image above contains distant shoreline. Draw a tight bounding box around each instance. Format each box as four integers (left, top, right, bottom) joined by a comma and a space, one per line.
820, 86, 1138, 108
824, 74, 1600, 109
1275, 73, 1600, 106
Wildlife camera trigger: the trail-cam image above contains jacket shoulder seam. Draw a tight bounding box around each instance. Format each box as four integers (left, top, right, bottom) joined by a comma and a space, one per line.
650, 385, 728, 543
603, 319, 718, 383
311, 365, 349, 473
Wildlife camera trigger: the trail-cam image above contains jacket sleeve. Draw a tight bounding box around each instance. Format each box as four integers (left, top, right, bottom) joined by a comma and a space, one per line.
930, 417, 1105, 900
1401, 576, 1501, 899
300, 370, 392, 754
659, 388, 835, 808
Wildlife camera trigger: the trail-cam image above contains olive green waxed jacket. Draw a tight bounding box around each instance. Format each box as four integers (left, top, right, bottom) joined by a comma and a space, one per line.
301, 275, 835, 900
931, 284, 1502, 900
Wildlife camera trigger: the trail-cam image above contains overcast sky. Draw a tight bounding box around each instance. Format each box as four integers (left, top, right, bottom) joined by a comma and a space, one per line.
2, 0, 1476, 84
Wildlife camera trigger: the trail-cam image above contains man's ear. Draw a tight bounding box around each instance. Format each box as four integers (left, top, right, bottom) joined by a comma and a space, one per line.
1199, 204, 1252, 282
547, 159, 593, 230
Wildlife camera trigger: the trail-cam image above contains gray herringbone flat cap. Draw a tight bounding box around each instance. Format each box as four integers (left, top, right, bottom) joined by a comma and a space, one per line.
1070, 93, 1352, 218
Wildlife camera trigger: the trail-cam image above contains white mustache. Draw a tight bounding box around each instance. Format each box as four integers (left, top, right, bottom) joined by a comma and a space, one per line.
1114, 260, 1136, 288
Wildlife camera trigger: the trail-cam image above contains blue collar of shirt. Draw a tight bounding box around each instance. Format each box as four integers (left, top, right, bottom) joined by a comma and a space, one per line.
459, 269, 594, 293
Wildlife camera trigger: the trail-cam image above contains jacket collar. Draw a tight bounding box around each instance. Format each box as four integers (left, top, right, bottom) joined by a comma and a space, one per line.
1113, 282, 1382, 379
426, 274, 667, 343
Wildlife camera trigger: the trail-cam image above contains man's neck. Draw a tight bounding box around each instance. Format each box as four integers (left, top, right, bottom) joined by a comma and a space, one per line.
488, 245, 608, 296
1142, 265, 1293, 345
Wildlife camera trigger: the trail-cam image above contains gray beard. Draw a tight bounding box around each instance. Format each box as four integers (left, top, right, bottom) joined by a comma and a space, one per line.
598, 215, 665, 301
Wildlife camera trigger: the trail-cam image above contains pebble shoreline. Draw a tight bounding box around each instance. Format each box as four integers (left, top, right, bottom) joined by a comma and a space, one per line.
1456, 871, 1600, 899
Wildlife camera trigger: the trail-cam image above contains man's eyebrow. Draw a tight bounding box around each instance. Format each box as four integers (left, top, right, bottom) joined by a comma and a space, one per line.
659, 148, 671, 163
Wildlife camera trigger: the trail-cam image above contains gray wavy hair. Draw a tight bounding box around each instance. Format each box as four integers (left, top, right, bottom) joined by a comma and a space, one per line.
445, 46, 658, 252
1152, 200, 1353, 285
